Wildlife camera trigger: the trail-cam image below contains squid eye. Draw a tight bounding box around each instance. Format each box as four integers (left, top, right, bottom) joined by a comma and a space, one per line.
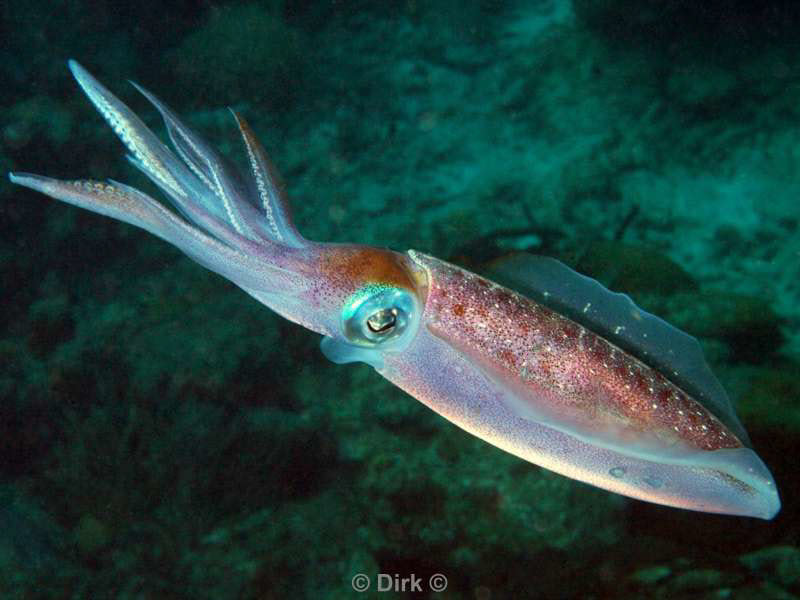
367, 309, 397, 333
342, 286, 417, 347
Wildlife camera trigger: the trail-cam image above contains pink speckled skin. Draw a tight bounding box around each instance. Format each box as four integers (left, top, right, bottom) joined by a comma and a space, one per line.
375, 252, 779, 519
417, 252, 738, 453
11, 62, 779, 519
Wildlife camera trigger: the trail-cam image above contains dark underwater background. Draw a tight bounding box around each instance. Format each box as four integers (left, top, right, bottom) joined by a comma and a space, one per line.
1, 1, 799, 598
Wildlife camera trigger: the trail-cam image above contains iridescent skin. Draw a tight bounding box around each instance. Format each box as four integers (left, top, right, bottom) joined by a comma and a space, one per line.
420, 256, 737, 452
8, 62, 780, 519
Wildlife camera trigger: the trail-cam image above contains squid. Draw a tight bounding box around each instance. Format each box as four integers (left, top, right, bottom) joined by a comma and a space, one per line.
9, 61, 780, 519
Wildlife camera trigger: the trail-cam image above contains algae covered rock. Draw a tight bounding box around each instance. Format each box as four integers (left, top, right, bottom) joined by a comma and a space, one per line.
27, 292, 73, 358
737, 364, 800, 433
574, 241, 697, 295
668, 568, 740, 593
664, 291, 785, 363
0, 485, 63, 599
170, 5, 305, 110
4, 96, 74, 150
666, 63, 738, 108
740, 545, 800, 587
630, 564, 672, 585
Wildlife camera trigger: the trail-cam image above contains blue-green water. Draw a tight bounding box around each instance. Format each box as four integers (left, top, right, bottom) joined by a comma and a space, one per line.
1, 1, 798, 598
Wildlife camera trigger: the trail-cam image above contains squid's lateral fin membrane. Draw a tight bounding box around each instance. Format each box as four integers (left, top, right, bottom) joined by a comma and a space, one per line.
485, 252, 751, 446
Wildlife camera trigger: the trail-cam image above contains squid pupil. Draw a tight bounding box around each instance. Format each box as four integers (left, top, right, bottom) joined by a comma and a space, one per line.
367, 309, 396, 333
